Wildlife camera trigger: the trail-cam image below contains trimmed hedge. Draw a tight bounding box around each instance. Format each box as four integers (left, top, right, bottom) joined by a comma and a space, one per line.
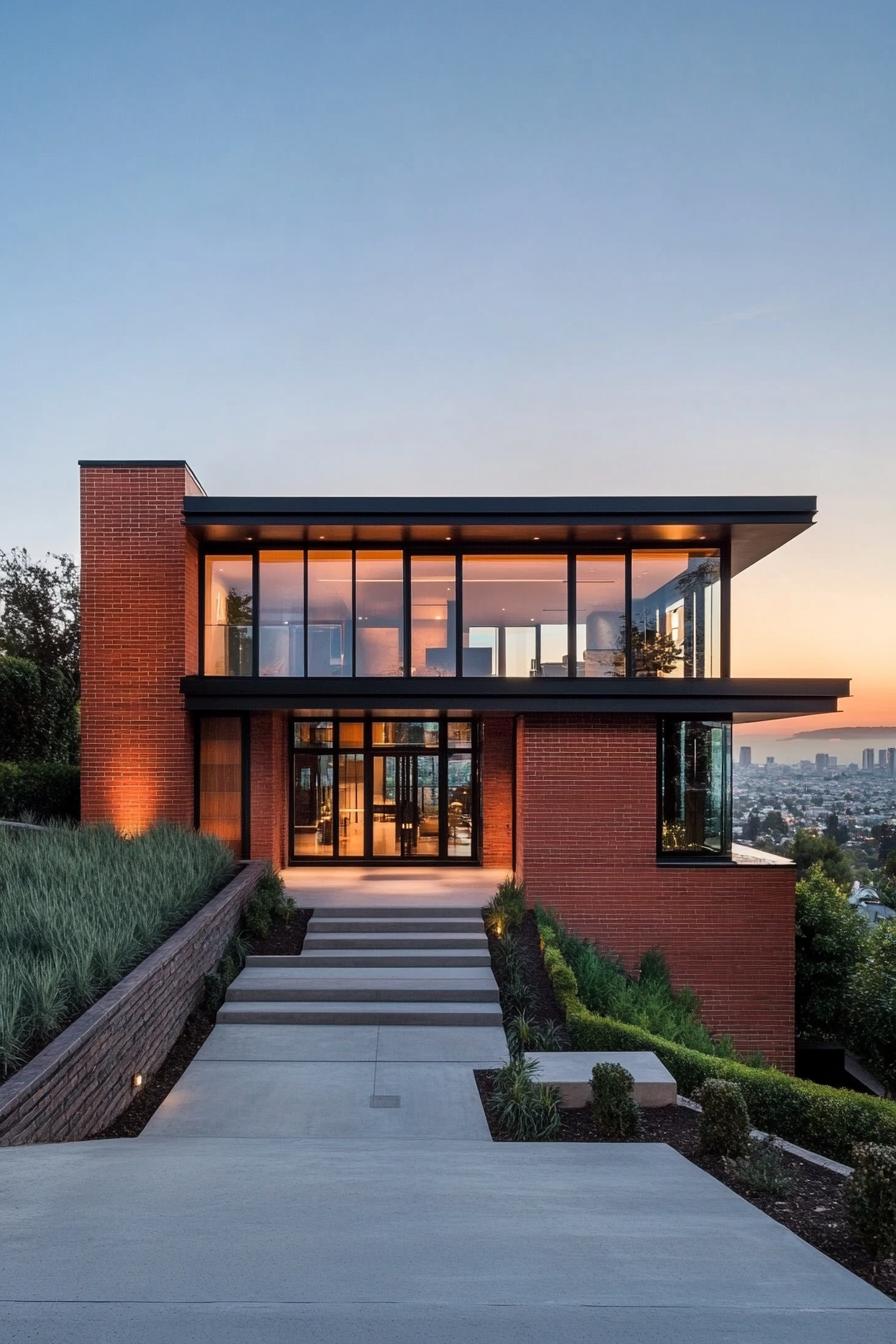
0, 761, 80, 821
538, 915, 896, 1165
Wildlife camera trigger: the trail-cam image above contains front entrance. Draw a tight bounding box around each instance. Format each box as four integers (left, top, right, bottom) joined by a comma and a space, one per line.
290, 717, 478, 863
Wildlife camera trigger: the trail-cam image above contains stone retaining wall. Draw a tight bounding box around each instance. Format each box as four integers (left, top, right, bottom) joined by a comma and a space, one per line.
0, 861, 264, 1145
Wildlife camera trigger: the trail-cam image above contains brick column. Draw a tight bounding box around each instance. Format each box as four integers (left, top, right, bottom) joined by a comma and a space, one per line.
480, 714, 514, 870
80, 462, 204, 833
249, 712, 287, 868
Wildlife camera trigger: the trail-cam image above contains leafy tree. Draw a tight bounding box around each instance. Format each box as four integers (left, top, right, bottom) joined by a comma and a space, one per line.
788, 828, 853, 887
0, 550, 79, 763
745, 812, 760, 842
795, 864, 867, 1040
848, 922, 896, 1096
762, 809, 788, 837
878, 824, 896, 868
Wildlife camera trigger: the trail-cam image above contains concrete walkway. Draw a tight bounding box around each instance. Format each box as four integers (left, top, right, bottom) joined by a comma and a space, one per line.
1, 1138, 892, 1341
145, 905, 507, 1140
280, 864, 509, 908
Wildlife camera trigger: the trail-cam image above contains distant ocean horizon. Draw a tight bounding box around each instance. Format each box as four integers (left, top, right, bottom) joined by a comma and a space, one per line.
734, 727, 896, 766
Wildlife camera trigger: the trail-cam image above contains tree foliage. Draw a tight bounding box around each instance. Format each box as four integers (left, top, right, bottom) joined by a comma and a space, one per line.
848, 922, 896, 1097
0, 550, 79, 764
795, 864, 867, 1041
788, 828, 854, 887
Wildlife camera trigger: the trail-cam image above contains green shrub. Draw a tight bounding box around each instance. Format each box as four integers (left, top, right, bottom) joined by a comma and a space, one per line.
723, 1136, 792, 1197
203, 933, 249, 1014
638, 947, 672, 990
485, 876, 526, 933
848, 922, 896, 1096
591, 1062, 640, 1140
697, 1079, 751, 1159
795, 863, 866, 1040
848, 1143, 896, 1264
505, 1010, 564, 1058
488, 1057, 560, 1141
243, 866, 292, 941
0, 655, 78, 765
0, 761, 80, 821
536, 910, 896, 1165
0, 822, 234, 1078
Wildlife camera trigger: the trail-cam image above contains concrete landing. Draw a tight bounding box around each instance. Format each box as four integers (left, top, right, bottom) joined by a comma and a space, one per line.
1, 1138, 891, 1342
528, 1050, 678, 1108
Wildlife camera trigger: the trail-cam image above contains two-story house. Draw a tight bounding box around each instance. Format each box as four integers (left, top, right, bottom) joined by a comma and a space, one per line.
79, 461, 849, 1067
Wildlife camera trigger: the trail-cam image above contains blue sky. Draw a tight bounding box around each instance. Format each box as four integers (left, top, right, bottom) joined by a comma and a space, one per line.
1, 2, 893, 720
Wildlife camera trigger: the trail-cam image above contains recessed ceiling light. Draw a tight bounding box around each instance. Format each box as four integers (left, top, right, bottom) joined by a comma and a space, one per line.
616, 535, 623, 541
319, 535, 325, 540
533, 535, 540, 541
699, 535, 707, 540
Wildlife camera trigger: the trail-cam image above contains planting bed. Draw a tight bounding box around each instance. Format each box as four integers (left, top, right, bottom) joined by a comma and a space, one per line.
96, 906, 310, 1138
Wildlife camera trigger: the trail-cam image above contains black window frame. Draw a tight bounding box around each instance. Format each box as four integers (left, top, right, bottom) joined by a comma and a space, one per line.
656, 715, 733, 864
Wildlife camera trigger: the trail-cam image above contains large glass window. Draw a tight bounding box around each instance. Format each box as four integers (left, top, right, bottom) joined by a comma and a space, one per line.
355, 551, 404, 676
410, 557, 457, 676
259, 550, 303, 677
294, 750, 334, 856
197, 716, 244, 854
659, 719, 731, 857
462, 555, 568, 677
204, 556, 253, 676
307, 551, 352, 677
575, 556, 626, 677
631, 550, 721, 678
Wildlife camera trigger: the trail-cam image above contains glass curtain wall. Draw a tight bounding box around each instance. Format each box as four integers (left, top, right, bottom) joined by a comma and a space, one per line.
631, 550, 721, 677
575, 555, 626, 676
462, 555, 568, 677
204, 556, 253, 675
355, 551, 404, 676
259, 550, 303, 677
307, 551, 353, 677
410, 557, 457, 676
659, 718, 731, 856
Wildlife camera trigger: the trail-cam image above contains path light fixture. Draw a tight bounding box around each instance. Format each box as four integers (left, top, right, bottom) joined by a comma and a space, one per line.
132, 1073, 144, 1090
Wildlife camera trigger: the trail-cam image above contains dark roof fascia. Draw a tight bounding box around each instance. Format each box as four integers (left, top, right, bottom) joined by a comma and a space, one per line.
181, 675, 848, 719
183, 495, 817, 528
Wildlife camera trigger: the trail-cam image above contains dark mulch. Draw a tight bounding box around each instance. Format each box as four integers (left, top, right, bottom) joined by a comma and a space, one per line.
486, 910, 570, 1042
475, 1071, 895, 1301
93, 907, 311, 1139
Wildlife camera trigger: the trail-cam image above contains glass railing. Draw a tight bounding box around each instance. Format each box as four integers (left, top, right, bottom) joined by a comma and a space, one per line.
204, 624, 253, 677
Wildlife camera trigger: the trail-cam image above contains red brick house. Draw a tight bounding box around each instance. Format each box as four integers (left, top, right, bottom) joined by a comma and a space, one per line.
79, 460, 848, 1067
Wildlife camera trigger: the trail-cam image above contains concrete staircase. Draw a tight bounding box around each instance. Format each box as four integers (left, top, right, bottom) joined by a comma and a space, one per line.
217, 907, 502, 1028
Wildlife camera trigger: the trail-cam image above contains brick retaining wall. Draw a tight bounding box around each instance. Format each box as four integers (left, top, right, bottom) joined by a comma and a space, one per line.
0, 861, 264, 1146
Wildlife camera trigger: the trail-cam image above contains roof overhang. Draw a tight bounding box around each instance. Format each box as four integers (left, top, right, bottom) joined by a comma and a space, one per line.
183, 495, 817, 577
182, 675, 848, 722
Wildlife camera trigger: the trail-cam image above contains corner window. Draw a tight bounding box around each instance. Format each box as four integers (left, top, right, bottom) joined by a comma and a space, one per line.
659, 718, 731, 857
632, 550, 721, 678
204, 556, 253, 676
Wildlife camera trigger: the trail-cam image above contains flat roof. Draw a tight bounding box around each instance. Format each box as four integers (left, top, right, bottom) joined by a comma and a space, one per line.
183, 494, 817, 576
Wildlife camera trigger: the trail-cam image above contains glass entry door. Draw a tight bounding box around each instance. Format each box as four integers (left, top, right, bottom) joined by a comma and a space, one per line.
372, 753, 440, 858
290, 718, 476, 862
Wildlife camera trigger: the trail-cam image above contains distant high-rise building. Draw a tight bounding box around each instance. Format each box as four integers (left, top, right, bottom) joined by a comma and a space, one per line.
828, 756, 837, 769
766, 756, 775, 766
887, 747, 896, 775
879, 749, 888, 768
815, 752, 829, 771
862, 748, 875, 771
739, 746, 752, 767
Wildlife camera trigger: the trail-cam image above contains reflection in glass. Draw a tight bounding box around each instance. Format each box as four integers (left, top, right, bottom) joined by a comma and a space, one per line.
204, 556, 253, 676
447, 752, 472, 857
462, 555, 568, 677
410, 557, 457, 676
293, 752, 334, 856
576, 556, 626, 677
294, 720, 334, 747
338, 752, 365, 856
356, 551, 404, 676
659, 719, 731, 855
372, 720, 439, 747
307, 551, 352, 677
631, 551, 721, 678
259, 551, 303, 677
447, 721, 472, 746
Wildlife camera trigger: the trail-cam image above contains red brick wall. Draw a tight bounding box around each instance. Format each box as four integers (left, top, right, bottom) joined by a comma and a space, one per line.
80, 464, 203, 832
515, 714, 795, 1069
481, 714, 514, 869
250, 712, 287, 868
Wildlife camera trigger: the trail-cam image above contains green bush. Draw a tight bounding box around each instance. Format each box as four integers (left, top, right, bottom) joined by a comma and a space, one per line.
0, 761, 80, 821
848, 922, 896, 1097
0, 656, 78, 765
697, 1079, 750, 1159
243, 865, 292, 941
484, 876, 526, 934
795, 864, 867, 1040
488, 1057, 560, 1141
538, 908, 734, 1056
591, 1062, 640, 1140
537, 911, 896, 1165
203, 933, 250, 1014
505, 1010, 563, 1058
723, 1136, 792, 1197
0, 822, 234, 1078
848, 1143, 896, 1264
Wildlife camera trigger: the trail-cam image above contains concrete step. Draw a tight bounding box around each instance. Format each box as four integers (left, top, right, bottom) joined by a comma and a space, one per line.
307, 916, 485, 934
248, 950, 493, 967
226, 982, 499, 1003
304, 932, 488, 950
216, 1000, 504, 1026
300, 906, 484, 919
